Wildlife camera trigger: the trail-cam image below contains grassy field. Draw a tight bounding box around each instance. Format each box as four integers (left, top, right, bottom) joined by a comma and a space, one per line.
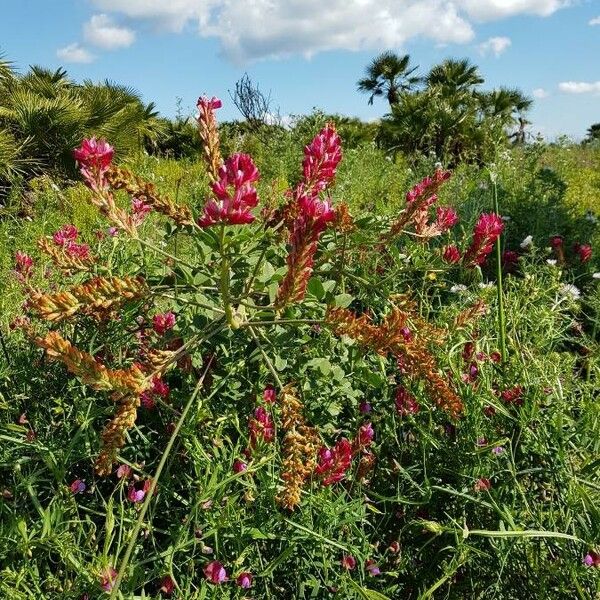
0, 129, 599, 599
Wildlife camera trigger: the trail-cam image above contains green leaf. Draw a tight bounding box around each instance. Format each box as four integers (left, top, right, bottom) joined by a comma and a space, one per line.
307, 277, 325, 300
334, 293, 354, 308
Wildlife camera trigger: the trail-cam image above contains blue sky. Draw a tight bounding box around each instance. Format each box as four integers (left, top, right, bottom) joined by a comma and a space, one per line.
1, 0, 599, 139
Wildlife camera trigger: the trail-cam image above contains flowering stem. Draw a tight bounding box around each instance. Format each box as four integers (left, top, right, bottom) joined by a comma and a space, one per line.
492, 176, 507, 364
219, 225, 235, 328
109, 356, 216, 600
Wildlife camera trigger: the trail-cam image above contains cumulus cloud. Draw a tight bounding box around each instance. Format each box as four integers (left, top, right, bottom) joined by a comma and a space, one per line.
478, 36, 511, 56
559, 81, 600, 94
532, 88, 549, 98
84, 14, 136, 49
90, 0, 568, 62
589, 16, 600, 25
56, 43, 95, 64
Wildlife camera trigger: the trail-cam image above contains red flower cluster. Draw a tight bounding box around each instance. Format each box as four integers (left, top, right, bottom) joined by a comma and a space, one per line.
249, 406, 274, 447
140, 375, 170, 409
463, 213, 504, 268
574, 243, 592, 263
73, 137, 114, 187
51, 225, 91, 261
395, 385, 420, 415
435, 206, 459, 232
500, 385, 524, 406
406, 169, 451, 204
442, 244, 461, 264
14, 251, 34, 280
152, 312, 176, 335
315, 438, 353, 486
198, 153, 260, 227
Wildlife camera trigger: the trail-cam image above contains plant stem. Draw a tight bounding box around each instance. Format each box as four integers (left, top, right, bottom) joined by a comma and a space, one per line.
492, 174, 507, 364
219, 225, 235, 327
109, 357, 214, 599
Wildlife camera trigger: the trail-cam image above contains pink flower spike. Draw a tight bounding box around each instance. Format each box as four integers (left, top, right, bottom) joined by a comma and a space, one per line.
74, 138, 114, 170
354, 422, 374, 453
302, 124, 342, 193
100, 567, 118, 592
463, 213, 504, 268
574, 243, 592, 263
442, 245, 461, 264
315, 438, 353, 486
197, 96, 222, 111
249, 406, 274, 447
15, 251, 33, 278
263, 385, 277, 404
236, 572, 253, 589
204, 560, 227, 584
435, 206, 458, 231
53, 225, 79, 246
70, 479, 86, 494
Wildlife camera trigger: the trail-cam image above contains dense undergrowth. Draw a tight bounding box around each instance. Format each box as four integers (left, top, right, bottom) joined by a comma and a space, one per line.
0, 103, 599, 600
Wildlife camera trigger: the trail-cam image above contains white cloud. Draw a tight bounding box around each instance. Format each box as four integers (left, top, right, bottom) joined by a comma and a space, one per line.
56, 43, 95, 64
90, 0, 568, 62
478, 36, 511, 56
84, 14, 135, 49
589, 16, 600, 25
559, 81, 600, 94
532, 87, 549, 98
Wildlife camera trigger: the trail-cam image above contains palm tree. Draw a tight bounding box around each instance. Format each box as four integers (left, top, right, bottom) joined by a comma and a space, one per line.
357, 51, 420, 106
426, 58, 484, 94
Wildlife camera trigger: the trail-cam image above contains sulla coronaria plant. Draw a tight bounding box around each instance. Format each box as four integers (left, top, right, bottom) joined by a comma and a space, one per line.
18, 95, 495, 506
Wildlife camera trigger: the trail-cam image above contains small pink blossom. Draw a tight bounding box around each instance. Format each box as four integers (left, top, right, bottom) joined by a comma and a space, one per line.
474, 477, 491, 492
315, 438, 353, 486
197, 96, 222, 111
132, 198, 152, 223
159, 574, 175, 595
204, 560, 227, 584
583, 551, 600, 567
65, 241, 91, 260
435, 206, 459, 231
263, 385, 277, 404
574, 243, 592, 263
128, 479, 152, 503
302, 124, 342, 193
463, 213, 504, 268
153, 312, 176, 335
365, 559, 381, 576
70, 479, 86, 494
233, 459, 247, 473
116, 464, 132, 479
236, 572, 253, 589
249, 406, 274, 447
354, 422, 374, 453
14, 251, 33, 278
341, 555, 356, 570
359, 401, 372, 414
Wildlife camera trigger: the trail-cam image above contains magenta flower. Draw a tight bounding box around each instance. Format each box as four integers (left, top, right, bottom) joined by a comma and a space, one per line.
359, 401, 372, 414
53, 224, 79, 246
315, 438, 353, 486
395, 386, 420, 416
500, 385, 524, 406
263, 385, 277, 404
198, 96, 222, 111
70, 479, 86, 494
399, 326, 412, 342
236, 572, 253, 589
463, 213, 504, 268
198, 153, 260, 227
474, 477, 491, 492
233, 459, 247, 473
341, 555, 356, 570
108, 226, 118, 237
128, 479, 152, 503
550, 235, 564, 248
153, 312, 176, 335
65, 241, 91, 260
354, 422, 374, 453
99, 566, 118, 592
14, 251, 33, 279
302, 124, 342, 193
73, 138, 114, 189
574, 243, 592, 263
492, 446, 504, 455
442, 245, 461, 264
406, 169, 451, 204
365, 559, 381, 576
204, 560, 227, 584
249, 406, 274, 447
151, 376, 170, 398
435, 206, 459, 231
502, 250, 520, 271
132, 198, 152, 224
583, 551, 600, 567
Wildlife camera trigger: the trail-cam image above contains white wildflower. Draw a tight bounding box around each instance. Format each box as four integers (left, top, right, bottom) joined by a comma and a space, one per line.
593, 272, 600, 279
559, 284, 581, 300
478, 282, 494, 289
501, 215, 511, 222
450, 284, 468, 294
520, 235, 533, 249
546, 259, 557, 266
